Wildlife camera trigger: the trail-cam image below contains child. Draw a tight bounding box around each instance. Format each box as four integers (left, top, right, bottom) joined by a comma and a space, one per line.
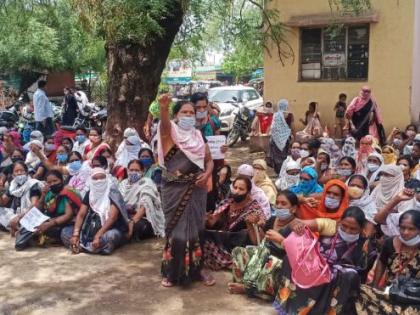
334, 93, 347, 139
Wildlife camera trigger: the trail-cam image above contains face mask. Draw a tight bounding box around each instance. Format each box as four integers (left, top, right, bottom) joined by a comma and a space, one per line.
320, 163, 329, 171
126, 145, 139, 154
382, 153, 395, 164
399, 235, 420, 247
196, 110, 208, 120
273, 207, 292, 220
45, 144, 56, 151
76, 135, 86, 144
91, 178, 107, 190
178, 116, 196, 130
128, 171, 142, 183
299, 179, 313, 190
338, 226, 359, 243
324, 196, 341, 209
140, 157, 153, 168
348, 186, 364, 199
50, 183, 64, 194
285, 174, 300, 187
253, 169, 265, 182
291, 148, 300, 159
300, 150, 309, 158
393, 138, 402, 147
15, 174, 28, 186
57, 153, 68, 163
232, 193, 247, 203
336, 168, 353, 177
367, 163, 380, 173
68, 160, 82, 173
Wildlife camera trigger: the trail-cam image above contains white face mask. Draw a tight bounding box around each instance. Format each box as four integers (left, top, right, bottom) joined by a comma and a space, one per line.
300, 150, 309, 158
320, 163, 329, 171
367, 163, 380, 173
338, 226, 360, 243
399, 235, 420, 247
178, 116, 196, 130
273, 207, 292, 220
285, 174, 300, 188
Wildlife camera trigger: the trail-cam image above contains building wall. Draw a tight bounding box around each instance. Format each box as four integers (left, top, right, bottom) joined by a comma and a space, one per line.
411, 0, 420, 125
264, 0, 415, 133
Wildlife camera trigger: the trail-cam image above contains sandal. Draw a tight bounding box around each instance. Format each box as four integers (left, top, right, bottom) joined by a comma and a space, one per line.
201, 272, 216, 286
161, 278, 174, 288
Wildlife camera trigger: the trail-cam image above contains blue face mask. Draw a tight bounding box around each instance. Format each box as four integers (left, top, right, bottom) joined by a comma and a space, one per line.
140, 157, 153, 168
324, 196, 341, 209
76, 135, 86, 144
178, 116, 196, 130
57, 153, 68, 163
128, 172, 142, 183
68, 160, 82, 172
299, 179, 313, 191
273, 207, 292, 220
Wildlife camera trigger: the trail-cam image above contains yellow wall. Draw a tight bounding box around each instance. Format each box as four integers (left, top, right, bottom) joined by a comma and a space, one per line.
264, 0, 414, 133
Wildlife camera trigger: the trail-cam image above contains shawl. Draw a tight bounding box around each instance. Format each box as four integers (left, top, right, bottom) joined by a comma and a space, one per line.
365, 151, 384, 187
342, 137, 357, 160
290, 166, 323, 196
276, 160, 301, 191
347, 175, 378, 224
119, 177, 165, 237
45, 186, 82, 215
297, 179, 349, 221
25, 140, 44, 170
115, 135, 142, 168
346, 92, 383, 124
67, 161, 92, 198
157, 120, 205, 170
270, 99, 291, 151
9, 177, 43, 214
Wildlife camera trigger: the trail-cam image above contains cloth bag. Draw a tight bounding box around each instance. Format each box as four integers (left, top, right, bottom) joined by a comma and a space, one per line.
283, 227, 332, 289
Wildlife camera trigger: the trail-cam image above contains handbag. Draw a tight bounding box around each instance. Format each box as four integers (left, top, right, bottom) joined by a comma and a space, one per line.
15, 227, 35, 251
389, 276, 420, 305
283, 227, 332, 289
80, 210, 102, 244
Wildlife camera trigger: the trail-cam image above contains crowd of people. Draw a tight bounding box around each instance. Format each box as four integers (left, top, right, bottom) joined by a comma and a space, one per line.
0, 82, 419, 314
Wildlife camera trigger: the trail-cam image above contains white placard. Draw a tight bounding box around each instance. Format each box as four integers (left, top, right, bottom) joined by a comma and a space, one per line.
207, 135, 226, 160
0, 207, 16, 230
19, 207, 50, 232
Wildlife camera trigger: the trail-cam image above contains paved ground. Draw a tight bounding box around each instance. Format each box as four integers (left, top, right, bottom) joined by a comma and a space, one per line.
0, 143, 276, 315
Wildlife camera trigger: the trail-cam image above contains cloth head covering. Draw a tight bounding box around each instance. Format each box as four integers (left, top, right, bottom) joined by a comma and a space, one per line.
8, 131, 22, 149
157, 121, 205, 170
124, 128, 138, 138
347, 174, 378, 224
89, 168, 111, 225
276, 160, 301, 191
356, 135, 375, 174
381, 145, 397, 165
25, 140, 44, 170
30, 130, 44, 143
371, 164, 405, 210
0, 127, 8, 135
342, 137, 357, 160
270, 99, 291, 151
237, 164, 254, 177
252, 159, 267, 171
365, 151, 384, 186
297, 179, 349, 221
115, 135, 142, 168
290, 166, 323, 196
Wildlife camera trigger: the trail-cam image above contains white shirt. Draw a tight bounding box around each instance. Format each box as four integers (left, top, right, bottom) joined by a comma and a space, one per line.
33, 88, 53, 121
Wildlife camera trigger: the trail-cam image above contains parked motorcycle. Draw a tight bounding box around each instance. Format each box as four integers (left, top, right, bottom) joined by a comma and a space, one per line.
226, 106, 255, 147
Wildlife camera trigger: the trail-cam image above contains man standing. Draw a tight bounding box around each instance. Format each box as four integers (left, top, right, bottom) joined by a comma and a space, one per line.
33, 80, 54, 136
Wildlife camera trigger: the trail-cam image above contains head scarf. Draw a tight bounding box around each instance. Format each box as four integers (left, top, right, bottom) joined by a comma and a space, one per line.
356, 135, 375, 174
115, 135, 142, 168
276, 160, 301, 191
89, 168, 111, 225
270, 99, 291, 151
237, 164, 254, 177
290, 166, 323, 196
8, 131, 22, 149
297, 179, 349, 221
30, 130, 44, 143
342, 137, 357, 160
157, 121, 205, 170
252, 159, 277, 204
347, 175, 378, 224
382, 145, 397, 165
24, 140, 44, 170
365, 151, 384, 186
371, 165, 405, 210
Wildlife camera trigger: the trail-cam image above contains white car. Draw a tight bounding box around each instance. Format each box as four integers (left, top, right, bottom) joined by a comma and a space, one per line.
208, 85, 263, 132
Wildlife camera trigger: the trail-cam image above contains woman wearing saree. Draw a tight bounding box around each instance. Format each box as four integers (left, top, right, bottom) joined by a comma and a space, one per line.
346, 86, 383, 142
83, 127, 111, 161
157, 95, 214, 287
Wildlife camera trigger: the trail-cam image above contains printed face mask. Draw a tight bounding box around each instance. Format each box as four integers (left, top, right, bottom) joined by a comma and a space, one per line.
348, 186, 364, 199
324, 196, 341, 209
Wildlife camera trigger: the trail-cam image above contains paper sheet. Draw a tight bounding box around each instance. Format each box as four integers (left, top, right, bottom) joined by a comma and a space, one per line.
0, 207, 16, 230
207, 135, 226, 160
19, 207, 50, 232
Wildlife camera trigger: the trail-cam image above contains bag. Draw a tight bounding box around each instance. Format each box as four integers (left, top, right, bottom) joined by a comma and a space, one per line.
15, 227, 35, 251
389, 276, 420, 305
80, 210, 102, 244
283, 227, 332, 289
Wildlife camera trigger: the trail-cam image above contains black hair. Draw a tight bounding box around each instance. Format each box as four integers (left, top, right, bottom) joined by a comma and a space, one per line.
308, 138, 321, 150
138, 148, 154, 159
413, 142, 420, 150
92, 156, 108, 169
339, 156, 357, 170
405, 179, 420, 191
278, 190, 299, 207
318, 151, 331, 165
12, 160, 28, 173
69, 151, 82, 161
173, 101, 195, 115
101, 147, 113, 157
406, 124, 418, 133
309, 101, 317, 110
218, 164, 232, 183
339, 93, 347, 99
38, 80, 47, 89
190, 92, 208, 105
46, 170, 64, 182
12, 148, 25, 158
76, 127, 87, 134
233, 175, 253, 193
397, 155, 415, 170
342, 206, 366, 228
127, 159, 143, 170
348, 174, 368, 190
89, 127, 102, 136
399, 210, 420, 230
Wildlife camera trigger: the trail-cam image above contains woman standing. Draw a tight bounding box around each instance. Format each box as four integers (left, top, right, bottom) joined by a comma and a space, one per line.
61, 87, 78, 126
346, 86, 383, 143
157, 95, 214, 287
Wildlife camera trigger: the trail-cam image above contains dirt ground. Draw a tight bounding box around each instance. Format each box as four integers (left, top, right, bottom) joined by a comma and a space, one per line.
0, 144, 276, 315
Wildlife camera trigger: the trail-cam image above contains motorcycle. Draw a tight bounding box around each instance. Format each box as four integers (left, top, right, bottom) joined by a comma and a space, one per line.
226, 106, 255, 147
90, 108, 107, 129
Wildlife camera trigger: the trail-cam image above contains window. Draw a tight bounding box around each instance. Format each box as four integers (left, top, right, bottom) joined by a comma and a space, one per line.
300, 25, 369, 81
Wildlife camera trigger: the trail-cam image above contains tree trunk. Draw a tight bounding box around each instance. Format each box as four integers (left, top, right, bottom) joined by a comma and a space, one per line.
105, 2, 185, 149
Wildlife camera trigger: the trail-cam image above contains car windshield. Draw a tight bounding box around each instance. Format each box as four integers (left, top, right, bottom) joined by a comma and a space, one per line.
208, 90, 240, 103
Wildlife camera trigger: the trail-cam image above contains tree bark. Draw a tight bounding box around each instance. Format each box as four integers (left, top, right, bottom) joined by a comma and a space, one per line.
105, 2, 185, 149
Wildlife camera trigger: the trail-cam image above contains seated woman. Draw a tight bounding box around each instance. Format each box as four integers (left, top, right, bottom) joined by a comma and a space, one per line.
290, 166, 323, 197
365, 152, 383, 190
215, 164, 232, 206
114, 135, 142, 179
316, 149, 332, 185
0, 161, 42, 234
83, 127, 111, 161
139, 148, 162, 186
356, 210, 420, 314
119, 159, 165, 240
331, 156, 356, 183
61, 168, 129, 255
397, 155, 415, 183
0, 148, 25, 186
275, 160, 300, 191
382, 145, 397, 165
347, 174, 378, 238
297, 179, 349, 221
204, 176, 265, 270
273, 207, 376, 315
14, 170, 82, 250
228, 190, 299, 300
252, 159, 277, 205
